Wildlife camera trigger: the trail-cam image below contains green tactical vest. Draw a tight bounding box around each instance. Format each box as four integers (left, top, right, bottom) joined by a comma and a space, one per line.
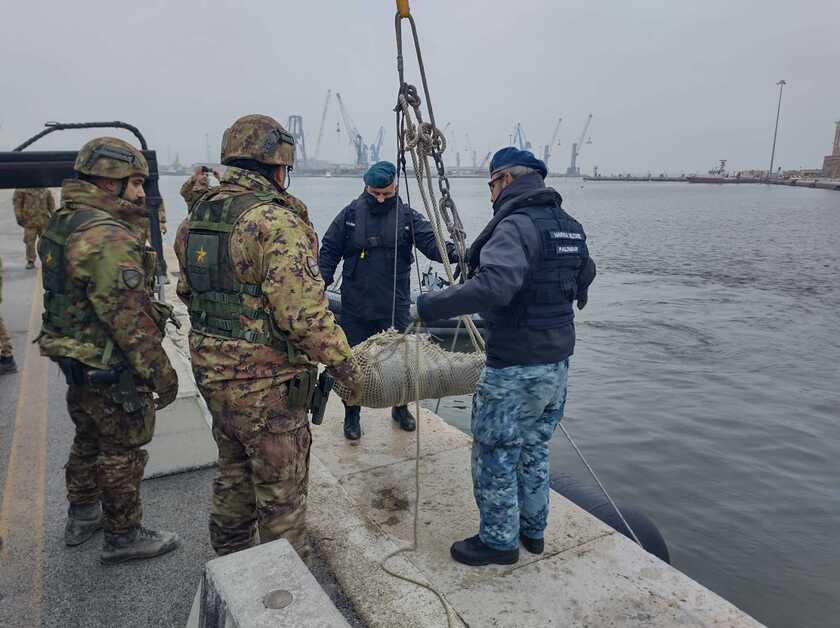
39, 208, 124, 366
185, 190, 292, 352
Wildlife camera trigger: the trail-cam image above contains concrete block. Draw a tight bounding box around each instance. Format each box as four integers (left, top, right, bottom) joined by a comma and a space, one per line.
144, 337, 217, 478
200, 538, 349, 628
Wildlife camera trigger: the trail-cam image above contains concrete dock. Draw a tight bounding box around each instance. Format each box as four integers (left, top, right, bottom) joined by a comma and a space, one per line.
0, 190, 763, 627
584, 174, 840, 190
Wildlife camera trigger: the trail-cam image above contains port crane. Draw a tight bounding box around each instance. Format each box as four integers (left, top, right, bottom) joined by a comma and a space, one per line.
313, 89, 332, 161
335, 92, 368, 167
566, 114, 592, 176
464, 132, 477, 168
286, 115, 307, 168
369, 126, 385, 163
478, 151, 492, 170
512, 123, 532, 151
542, 117, 562, 171
442, 122, 462, 167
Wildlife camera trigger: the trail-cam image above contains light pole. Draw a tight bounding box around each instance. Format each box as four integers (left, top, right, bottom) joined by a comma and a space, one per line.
768, 79, 786, 179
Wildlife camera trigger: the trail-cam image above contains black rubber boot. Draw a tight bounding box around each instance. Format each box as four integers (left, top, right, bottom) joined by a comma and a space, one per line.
0, 355, 17, 375
519, 532, 545, 555
64, 502, 103, 547
343, 406, 361, 441
25, 261, 35, 269
391, 406, 416, 432
101, 527, 179, 565
450, 534, 519, 566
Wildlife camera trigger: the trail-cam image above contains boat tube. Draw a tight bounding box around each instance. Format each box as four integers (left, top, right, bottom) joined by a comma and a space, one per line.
325, 288, 485, 339
550, 471, 670, 563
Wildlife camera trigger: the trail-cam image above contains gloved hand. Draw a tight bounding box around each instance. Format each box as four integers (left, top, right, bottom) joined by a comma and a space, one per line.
155, 382, 178, 409
576, 290, 588, 310
328, 356, 363, 407
154, 365, 179, 410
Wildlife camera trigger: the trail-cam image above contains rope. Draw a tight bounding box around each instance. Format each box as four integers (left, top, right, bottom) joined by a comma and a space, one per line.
391, 109, 426, 330
379, 322, 457, 628
557, 424, 643, 546
394, 11, 483, 353
375, 7, 636, 628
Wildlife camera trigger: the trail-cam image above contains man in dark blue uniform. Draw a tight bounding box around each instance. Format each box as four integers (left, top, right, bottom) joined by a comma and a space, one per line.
415, 147, 596, 566
320, 161, 457, 440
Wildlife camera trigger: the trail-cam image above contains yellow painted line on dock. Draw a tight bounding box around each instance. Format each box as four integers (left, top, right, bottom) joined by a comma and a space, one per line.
0, 271, 48, 628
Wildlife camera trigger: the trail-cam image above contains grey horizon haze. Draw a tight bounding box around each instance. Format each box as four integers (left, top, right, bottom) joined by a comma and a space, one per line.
1, 0, 838, 174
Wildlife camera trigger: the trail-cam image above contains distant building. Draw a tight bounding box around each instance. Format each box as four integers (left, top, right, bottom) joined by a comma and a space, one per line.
822, 121, 840, 179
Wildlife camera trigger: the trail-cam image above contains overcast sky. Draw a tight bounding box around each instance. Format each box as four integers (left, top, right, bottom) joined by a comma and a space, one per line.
2, 0, 839, 174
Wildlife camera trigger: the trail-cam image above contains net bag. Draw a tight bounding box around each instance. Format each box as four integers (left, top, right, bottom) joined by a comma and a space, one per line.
334, 330, 485, 408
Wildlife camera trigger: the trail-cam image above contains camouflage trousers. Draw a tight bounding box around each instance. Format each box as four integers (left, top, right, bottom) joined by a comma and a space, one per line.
65, 384, 155, 535
198, 376, 311, 558
470, 360, 569, 550
0, 258, 11, 357
23, 226, 42, 264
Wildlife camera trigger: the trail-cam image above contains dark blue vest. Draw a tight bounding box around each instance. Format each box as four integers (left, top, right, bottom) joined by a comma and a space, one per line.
484, 204, 588, 330
340, 194, 414, 320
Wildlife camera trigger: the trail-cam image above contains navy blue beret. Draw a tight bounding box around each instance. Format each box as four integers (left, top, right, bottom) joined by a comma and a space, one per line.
490, 146, 548, 179
363, 161, 397, 187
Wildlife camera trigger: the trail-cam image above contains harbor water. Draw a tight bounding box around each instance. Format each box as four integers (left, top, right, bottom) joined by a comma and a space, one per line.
160, 175, 839, 628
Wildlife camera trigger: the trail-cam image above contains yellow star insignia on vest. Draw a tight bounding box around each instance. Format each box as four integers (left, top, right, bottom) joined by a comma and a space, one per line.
195, 246, 207, 264
45, 252, 54, 265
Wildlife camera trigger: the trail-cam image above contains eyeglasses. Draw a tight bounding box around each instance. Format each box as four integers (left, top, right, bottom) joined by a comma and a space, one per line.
487, 175, 505, 190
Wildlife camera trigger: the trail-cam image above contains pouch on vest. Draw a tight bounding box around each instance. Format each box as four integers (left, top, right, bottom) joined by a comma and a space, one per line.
186, 233, 219, 293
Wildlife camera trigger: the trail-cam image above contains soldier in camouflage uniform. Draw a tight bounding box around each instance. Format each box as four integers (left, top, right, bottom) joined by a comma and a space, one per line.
38, 137, 180, 564
0, 256, 17, 375
13, 187, 55, 268
174, 115, 360, 558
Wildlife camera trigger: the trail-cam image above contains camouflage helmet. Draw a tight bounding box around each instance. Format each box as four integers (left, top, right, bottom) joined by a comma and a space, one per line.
220, 114, 295, 167
74, 137, 149, 179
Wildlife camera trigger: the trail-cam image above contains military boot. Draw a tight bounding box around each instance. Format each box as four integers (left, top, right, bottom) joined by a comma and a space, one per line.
450, 534, 519, 566
0, 355, 17, 375
343, 406, 361, 441
64, 502, 103, 547
100, 527, 179, 565
391, 406, 416, 432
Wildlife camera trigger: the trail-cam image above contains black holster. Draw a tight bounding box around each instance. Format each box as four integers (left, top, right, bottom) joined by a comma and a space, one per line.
286, 368, 335, 425
57, 357, 143, 413
287, 368, 318, 410
310, 371, 335, 425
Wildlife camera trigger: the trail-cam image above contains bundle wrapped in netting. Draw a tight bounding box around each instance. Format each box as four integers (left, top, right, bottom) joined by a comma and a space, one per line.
334, 330, 485, 408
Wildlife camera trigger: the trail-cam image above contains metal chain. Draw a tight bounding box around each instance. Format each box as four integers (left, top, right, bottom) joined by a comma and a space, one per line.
396, 91, 483, 351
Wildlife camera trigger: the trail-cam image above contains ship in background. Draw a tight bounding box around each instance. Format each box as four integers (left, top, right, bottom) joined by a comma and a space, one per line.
687, 159, 731, 183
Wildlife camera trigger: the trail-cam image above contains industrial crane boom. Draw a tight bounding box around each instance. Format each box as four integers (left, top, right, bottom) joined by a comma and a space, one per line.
369, 126, 385, 163
335, 92, 367, 167
566, 114, 593, 176
513, 123, 530, 150
576, 114, 592, 149
314, 89, 332, 161
543, 116, 562, 166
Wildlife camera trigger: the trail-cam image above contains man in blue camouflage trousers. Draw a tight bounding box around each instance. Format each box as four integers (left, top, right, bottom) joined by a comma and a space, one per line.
416, 147, 596, 566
